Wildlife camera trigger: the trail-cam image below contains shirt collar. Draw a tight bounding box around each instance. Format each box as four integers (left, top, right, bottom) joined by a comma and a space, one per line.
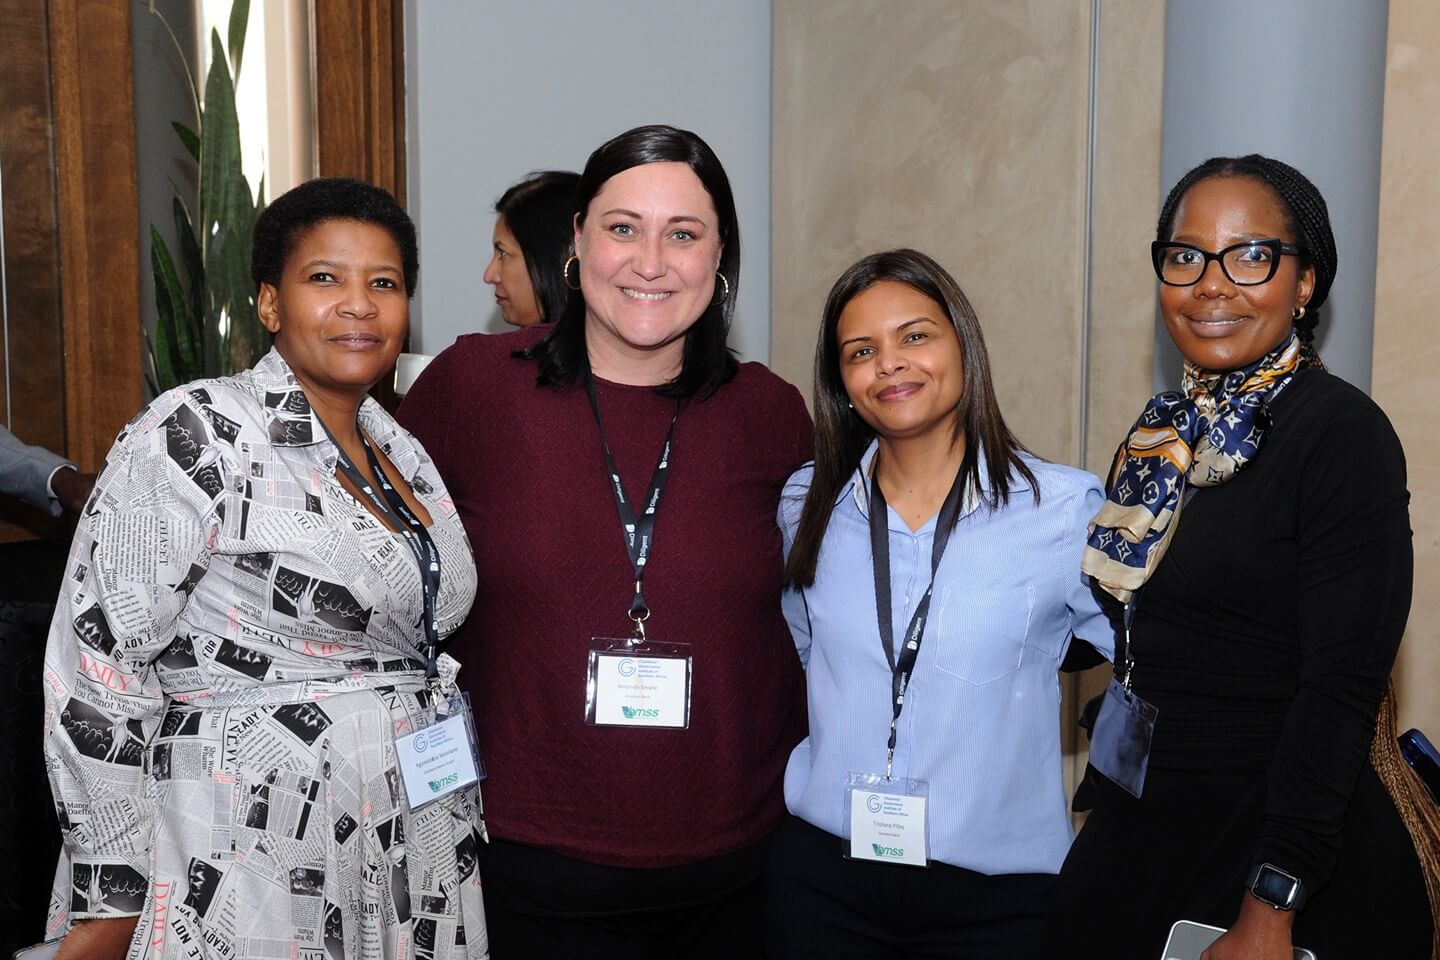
838, 437, 1025, 521
247, 347, 421, 478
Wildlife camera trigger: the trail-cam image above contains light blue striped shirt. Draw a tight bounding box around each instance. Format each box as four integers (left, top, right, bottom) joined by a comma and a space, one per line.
779, 442, 1115, 875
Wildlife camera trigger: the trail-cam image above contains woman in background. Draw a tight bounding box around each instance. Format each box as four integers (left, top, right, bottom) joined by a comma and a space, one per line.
1057, 154, 1432, 959
400, 125, 811, 958
767, 249, 1113, 959
484, 170, 580, 327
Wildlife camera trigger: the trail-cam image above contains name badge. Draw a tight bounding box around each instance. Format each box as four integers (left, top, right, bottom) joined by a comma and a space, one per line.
394, 699, 481, 809
1089, 676, 1158, 799
843, 772, 929, 867
585, 638, 693, 729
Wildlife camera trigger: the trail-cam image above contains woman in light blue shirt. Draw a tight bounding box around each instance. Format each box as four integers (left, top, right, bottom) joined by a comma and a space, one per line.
764, 249, 1115, 960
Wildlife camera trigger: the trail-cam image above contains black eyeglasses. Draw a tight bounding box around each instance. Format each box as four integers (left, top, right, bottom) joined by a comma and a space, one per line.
1151, 239, 1307, 287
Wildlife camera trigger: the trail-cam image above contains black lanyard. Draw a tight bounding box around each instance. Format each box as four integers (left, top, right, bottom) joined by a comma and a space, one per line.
584, 374, 680, 638
327, 422, 443, 679
868, 463, 966, 779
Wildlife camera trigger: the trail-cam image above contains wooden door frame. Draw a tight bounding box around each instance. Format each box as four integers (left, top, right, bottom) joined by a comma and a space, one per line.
312, 0, 407, 409
0, 1, 142, 541
312, 0, 407, 204
50, 1, 145, 473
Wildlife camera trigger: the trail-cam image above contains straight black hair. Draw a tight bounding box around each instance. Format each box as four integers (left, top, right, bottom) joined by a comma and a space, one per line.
515, 124, 739, 400
784, 249, 1038, 589
495, 170, 580, 324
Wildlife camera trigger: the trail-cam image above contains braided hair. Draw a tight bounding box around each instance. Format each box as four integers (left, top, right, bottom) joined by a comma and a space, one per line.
1156, 155, 1336, 366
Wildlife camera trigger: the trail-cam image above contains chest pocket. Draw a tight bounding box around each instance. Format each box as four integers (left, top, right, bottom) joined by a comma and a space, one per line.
931, 585, 1034, 685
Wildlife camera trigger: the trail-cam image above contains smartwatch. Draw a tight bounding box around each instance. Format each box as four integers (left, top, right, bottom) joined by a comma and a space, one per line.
1246, 862, 1306, 911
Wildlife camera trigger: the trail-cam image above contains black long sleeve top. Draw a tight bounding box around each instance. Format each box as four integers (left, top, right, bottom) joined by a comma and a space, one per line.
1127, 366, 1413, 896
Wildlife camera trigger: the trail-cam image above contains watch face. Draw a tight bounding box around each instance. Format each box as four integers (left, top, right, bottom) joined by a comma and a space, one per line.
1252, 864, 1300, 909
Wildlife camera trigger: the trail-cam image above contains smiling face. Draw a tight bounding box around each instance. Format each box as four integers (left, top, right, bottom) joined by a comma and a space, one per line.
573, 161, 721, 383
837, 281, 965, 442
257, 218, 408, 400
483, 215, 543, 327
1160, 175, 1315, 374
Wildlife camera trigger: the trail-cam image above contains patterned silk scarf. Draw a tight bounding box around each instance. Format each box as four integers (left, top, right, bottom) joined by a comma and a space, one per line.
1082, 331, 1307, 601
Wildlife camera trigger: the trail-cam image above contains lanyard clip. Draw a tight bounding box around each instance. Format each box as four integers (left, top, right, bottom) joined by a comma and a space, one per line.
885, 717, 899, 780
628, 581, 649, 644
1121, 601, 1137, 694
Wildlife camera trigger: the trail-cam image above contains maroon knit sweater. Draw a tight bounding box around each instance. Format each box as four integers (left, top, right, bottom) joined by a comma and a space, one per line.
397, 328, 812, 868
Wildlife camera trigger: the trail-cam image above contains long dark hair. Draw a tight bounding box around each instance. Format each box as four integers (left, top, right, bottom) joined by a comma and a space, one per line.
1157, 154, 1336, 357
784, 249, 1038, 589
494, 170, 580, 324
515, 124, 740, 399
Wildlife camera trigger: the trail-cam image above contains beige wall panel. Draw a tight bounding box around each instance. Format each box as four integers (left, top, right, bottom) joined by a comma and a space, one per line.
771, 0, 1091, 463
1065, 0, 1166, 802
1375, 0, 1440, 735
1084, 1, 1164, 474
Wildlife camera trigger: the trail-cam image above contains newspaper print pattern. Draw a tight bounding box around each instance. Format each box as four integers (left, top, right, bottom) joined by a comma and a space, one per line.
42, 348, 487, 959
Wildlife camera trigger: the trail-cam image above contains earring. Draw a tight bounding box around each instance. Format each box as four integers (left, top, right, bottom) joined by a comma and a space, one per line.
847, 401, 854, 410
1292, 305, 1306, 321
713, 271, 731, 305
563, 255, 582, 291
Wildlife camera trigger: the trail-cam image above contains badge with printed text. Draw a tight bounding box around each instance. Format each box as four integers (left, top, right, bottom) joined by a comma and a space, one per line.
585, 637, 692, 729
843, 772, 929, 867
394, 693, 482, 809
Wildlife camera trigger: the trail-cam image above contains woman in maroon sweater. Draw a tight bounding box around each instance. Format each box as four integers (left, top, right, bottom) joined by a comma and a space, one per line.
398, 125, 812, 958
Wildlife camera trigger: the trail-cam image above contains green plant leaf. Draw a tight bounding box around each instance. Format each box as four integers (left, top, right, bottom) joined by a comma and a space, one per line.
199, 29, 244, 264
152, 226, 201, 378
220, 225, 266, 373
171, 121, 200, 163
171, 196, 204, 322
150, 230, 182, 390
227, 0, 251, 79
143, 331, 161, 398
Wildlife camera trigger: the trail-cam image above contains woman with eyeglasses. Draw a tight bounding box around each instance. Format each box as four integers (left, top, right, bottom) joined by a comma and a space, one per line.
1054, 155, 1432, 960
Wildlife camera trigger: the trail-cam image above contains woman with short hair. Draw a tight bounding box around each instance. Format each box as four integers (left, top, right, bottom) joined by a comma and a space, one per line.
44, 177, 487, 960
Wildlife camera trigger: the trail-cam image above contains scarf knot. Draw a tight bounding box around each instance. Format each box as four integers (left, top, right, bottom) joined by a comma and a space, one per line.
1082, 332, 1305, 601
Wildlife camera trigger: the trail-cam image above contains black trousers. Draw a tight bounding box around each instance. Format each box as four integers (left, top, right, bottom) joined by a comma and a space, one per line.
478, 835, 768, 960
764, 815, 1055, 960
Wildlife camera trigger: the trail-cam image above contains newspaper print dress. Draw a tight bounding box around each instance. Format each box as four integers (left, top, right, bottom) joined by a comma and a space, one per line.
42, 349, 487, 959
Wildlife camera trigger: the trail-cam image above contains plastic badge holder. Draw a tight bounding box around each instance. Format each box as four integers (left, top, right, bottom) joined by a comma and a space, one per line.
842, 772, 929, 868
585, 638, 693, 729
395, 691, 484, 810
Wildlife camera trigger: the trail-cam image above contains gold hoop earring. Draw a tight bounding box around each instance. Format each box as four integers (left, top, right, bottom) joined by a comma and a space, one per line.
713, 271, 730, 305
1293, 305, 1306, 321
563, 255, 582, 291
